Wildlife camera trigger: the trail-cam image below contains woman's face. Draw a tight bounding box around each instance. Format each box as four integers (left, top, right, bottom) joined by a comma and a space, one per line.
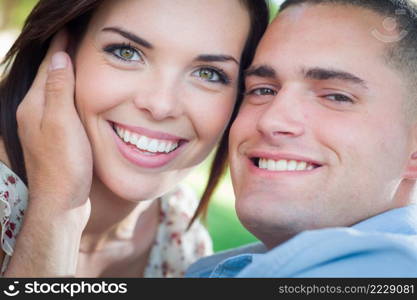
75, 0, 250, 201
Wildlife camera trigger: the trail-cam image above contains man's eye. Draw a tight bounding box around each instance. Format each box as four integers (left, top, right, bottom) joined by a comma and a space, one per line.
325, 94, 354, 103
247, 87, 277, 96
104, 44, 143, 63
191, 67, 229, 85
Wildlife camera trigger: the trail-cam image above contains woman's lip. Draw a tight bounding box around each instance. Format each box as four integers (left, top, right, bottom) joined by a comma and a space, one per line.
110, 121, 186, 142
110, 123, 185, 169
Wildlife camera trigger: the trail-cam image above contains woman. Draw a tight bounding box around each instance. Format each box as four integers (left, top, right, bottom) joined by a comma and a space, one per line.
0, 0, 269, 277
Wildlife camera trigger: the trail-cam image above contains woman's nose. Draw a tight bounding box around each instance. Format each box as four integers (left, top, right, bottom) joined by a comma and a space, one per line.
133, 76, 183, 121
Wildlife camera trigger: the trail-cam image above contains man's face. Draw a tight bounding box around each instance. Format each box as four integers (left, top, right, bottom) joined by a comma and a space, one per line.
229, 4, 417, 247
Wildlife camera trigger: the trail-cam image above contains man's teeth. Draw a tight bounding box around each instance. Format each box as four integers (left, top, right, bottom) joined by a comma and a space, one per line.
258, 158, 315, 171
115, 126, 179, 153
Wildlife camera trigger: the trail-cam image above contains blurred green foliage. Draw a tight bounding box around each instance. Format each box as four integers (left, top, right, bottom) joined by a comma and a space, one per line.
269, 0, 280, 21
0, 0, 37, 29
207, 196, 258, 252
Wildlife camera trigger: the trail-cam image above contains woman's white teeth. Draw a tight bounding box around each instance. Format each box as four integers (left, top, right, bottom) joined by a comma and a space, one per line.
258, 158, 315, 172
115, 126, 179, 153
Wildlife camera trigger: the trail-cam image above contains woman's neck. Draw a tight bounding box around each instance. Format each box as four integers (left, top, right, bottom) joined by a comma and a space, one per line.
77, 175, 161, 277
80, 175, 159, 254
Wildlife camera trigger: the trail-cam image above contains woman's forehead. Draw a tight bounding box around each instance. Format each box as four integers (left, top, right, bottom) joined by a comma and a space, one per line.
86, 0, 251, 57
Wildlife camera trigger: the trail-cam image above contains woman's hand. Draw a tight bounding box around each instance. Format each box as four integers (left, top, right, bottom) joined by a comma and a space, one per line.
4, 31, 92, 277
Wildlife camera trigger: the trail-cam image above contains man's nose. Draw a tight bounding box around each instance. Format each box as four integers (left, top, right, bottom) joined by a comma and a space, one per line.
133, 75, 183, 121
256, 87, 305, 143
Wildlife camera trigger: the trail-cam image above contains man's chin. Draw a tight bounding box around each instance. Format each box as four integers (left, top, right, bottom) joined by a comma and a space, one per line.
238, 212, 307, 249
236, 194, 325, 239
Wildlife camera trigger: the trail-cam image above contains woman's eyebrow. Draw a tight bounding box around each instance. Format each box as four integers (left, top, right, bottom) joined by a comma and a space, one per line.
101, 28, 238, 65
194, 54, 239, 65
101, 26, 153, 49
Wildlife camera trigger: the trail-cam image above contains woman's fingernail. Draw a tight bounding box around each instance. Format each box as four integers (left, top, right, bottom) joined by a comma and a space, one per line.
49, 52, 68, 70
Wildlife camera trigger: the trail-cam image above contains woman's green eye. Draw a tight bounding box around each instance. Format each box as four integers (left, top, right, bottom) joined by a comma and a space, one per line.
119, 47, 135, 60
191, 67, 229, 84
104, 44, 142, 63
199, 68, 218, 81
115, 46, 141, 61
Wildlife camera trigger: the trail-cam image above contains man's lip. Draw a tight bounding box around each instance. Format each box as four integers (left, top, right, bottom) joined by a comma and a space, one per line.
246, 151, 324, 167
109, 121, 187, 142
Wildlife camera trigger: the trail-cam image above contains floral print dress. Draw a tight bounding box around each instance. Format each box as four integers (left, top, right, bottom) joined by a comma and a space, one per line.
0, 161, 212, 277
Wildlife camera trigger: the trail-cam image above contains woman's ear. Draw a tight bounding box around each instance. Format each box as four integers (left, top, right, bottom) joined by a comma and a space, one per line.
66, 33, 77, 61
65, 31, 80, 76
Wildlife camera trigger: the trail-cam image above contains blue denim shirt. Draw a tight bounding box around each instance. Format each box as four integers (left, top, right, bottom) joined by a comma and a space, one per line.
186, 205, 417, 277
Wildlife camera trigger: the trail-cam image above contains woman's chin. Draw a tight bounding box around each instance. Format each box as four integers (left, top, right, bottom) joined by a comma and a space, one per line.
91, 171, 175, 203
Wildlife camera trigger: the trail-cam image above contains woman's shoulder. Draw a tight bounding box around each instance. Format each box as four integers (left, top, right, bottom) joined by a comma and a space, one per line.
0, 138, 28, 255
0, 138, 27, 193
0, 139, 28, 271
0, 138, 11, 169
0, 141, 27, 227
144, 185, 213, 277
159, 184, 212, 249
160, 184, 199, 216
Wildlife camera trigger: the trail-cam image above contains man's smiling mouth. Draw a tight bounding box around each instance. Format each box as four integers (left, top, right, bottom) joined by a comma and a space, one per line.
250, 157, 321, 172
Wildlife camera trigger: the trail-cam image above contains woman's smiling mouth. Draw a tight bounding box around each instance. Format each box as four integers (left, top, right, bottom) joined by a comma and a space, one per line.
115, 125, 180, 154
110, 121, 188, 168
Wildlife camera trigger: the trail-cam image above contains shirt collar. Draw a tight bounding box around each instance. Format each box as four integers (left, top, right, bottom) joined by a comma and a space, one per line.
352, 204, 417, 235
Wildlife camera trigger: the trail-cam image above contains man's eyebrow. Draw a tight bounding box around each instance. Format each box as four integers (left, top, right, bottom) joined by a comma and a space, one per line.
304, 67, 368, 89
101, 27, 153, 49
194, 54, 239, 65
245, 65, 277, 79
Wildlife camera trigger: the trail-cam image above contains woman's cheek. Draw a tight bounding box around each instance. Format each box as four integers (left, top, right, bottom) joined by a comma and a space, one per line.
75, 68, 136, 114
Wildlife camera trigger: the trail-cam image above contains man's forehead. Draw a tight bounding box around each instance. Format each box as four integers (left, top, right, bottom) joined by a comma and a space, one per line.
252, 3, 394, 73
274, 2, 383, 22
270, 3, 388, 38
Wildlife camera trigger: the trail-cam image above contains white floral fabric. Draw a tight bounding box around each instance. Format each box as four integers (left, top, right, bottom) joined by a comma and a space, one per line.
144, 184, 213, 277
0, 161, 28, 275
0, 161, 212, 277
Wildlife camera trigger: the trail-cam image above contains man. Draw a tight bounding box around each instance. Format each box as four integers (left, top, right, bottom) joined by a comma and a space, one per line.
187, 0, 417, 277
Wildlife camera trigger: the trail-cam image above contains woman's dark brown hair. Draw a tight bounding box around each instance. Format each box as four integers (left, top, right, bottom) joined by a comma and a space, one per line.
190, 0, 269, 225
0, 0, 269, 222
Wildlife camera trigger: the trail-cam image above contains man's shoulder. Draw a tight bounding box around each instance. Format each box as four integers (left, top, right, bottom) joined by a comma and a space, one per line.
237, 227, 417, 277
186, 208, 417, 278
185, 242, 266, 277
